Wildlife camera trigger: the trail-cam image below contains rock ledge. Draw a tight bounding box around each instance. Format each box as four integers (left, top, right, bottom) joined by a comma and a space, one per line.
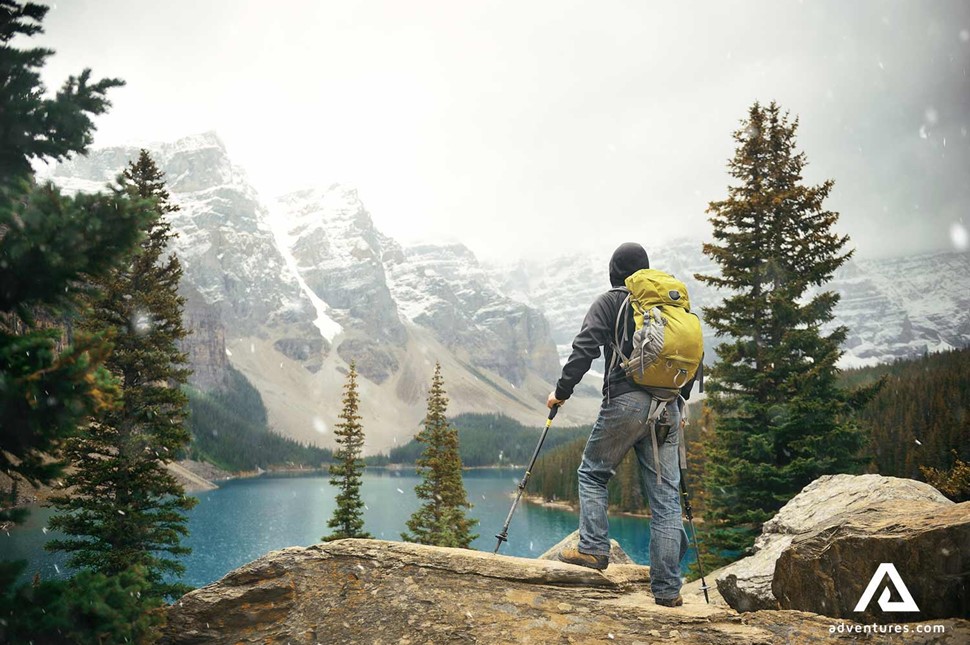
162, 539, 969, 644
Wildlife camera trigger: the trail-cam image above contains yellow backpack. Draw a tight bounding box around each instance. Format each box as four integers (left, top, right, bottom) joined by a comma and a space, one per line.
610, 269, 703, 392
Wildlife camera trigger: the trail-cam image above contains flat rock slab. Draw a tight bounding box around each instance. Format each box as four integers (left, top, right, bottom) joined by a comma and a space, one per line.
774, 500, 970, 622
161, 539, 970, 644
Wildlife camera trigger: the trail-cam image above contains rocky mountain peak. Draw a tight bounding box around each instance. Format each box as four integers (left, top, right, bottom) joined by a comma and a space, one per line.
278, 184, 366, 231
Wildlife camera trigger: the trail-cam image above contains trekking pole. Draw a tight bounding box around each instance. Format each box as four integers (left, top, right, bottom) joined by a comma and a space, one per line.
494, 404, 559, 554
679, 462, 711, 604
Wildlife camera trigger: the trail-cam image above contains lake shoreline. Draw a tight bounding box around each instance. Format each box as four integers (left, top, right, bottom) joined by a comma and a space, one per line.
520, 492, 653, 519
7, 467, 665, 591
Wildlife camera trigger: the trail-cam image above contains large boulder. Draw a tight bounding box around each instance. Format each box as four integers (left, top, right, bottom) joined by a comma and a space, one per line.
156, 539, 970, 645
773, 500, 970, 622
715, 474, 951, 612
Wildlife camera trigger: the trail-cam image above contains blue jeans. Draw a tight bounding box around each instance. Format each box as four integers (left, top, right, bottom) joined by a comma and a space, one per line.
577, 390, 689, 600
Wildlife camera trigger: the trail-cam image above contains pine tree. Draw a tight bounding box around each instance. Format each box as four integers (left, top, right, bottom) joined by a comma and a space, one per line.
0, 0, 157, 630
694, 101, 865, 560
0, 0, 148, 526
323, 362, 371, 541
1, 566, 164, 644
402, 363, 478, 548
0, 2, 125, 180
46, 150, 197, 600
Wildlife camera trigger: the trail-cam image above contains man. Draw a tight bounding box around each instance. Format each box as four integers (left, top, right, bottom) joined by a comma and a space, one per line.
547, 242, 696, 607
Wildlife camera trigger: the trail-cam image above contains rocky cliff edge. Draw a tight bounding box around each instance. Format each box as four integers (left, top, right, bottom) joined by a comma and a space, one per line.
161, 538, 969, 644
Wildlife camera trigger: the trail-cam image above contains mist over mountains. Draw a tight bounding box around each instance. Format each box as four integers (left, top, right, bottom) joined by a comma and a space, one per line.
48, 133, 597, 454
494, 243, 970, 370
46, 133, 969, 453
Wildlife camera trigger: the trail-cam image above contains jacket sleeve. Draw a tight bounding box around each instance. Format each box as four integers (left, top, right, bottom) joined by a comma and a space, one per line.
554, 292, 615, 401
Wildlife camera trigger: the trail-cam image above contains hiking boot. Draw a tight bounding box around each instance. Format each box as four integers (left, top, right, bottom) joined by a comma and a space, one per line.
654, 595, 683, 607
557, 547, 609, 571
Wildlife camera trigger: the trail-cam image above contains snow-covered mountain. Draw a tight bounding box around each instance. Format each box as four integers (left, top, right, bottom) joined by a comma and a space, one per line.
46, 134, 595, 453
491, 241, 969, 369
832, 252, 970, 366
381, 241, 561, 385
50, 133, 318, 340
490, 240, 722, 367
48, 132, 967, 452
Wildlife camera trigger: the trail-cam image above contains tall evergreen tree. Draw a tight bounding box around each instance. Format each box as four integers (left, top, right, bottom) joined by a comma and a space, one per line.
0, 2, 160, 637
402, 363, 478, 548
0, 0, 147, 525
323, 362, 371, 541
695, 101, 865, 560
46, 150, 197, 600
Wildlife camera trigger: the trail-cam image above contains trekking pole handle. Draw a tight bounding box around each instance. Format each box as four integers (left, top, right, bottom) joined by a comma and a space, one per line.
547, 403, 560, 422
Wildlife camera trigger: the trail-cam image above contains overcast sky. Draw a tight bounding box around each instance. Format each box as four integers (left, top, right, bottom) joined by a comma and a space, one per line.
35, 0, 970, 262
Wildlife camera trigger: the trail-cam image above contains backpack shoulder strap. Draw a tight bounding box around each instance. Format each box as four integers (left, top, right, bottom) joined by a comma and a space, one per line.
609, 290, 632, 374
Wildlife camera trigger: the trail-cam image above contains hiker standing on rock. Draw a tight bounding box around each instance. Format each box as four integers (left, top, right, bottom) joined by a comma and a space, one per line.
548, 242, 702, 608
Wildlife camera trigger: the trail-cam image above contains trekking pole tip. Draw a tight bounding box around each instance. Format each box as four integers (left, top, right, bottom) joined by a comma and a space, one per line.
699, 581, 711, 604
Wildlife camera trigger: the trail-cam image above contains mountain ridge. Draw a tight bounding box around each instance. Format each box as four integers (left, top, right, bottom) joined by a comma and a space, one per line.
46, 132, 968, 454
490, 243, 969, 369
46, 134, 598, 454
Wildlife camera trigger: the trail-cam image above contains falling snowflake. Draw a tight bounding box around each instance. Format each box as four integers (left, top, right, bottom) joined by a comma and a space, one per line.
950, 222, 968, 251
312, 417, 328, 434
118, 510, 126, 515
915, 438, 923, 446
225, 348, 233, 357
42, 527, 48, 534
396, 488, 404, 494
607, 634, 615, 640
131, 310, 153, 335
54, 564, 60, 574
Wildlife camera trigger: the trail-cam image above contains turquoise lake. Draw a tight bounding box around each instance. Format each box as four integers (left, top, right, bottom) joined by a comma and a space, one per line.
3, 468, 696, 590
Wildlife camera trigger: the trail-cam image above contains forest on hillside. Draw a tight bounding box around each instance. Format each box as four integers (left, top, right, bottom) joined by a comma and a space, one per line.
851, 348, 969, 481
185, 365, 333, 471
387, 413, 590, 467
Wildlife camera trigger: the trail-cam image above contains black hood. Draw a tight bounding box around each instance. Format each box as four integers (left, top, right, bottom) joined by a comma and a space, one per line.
609, 242, 650, 287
